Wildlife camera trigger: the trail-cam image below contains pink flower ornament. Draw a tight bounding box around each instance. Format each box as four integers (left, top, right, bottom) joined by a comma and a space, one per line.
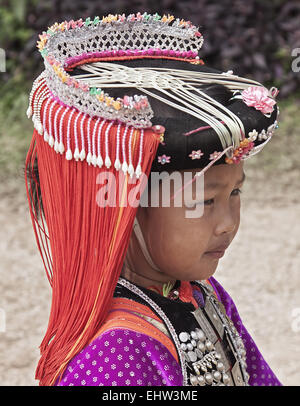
189, 149, 204, 160
209, 151, 222, 161
158, 154, 171, 165
241, 86, 276, 115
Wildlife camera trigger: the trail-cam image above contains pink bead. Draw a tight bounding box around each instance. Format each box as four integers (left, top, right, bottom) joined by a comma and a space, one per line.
147, 49, 154, 55
140, 99, 148, 108
81, 83, 89, 92
123, 96, 130, 106
152, 125, 165, 133
169, 50, 175, 56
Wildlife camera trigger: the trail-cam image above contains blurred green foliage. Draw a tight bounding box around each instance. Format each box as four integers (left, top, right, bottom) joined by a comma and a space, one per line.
0, 0, 299, 181
1, 0, 300, 103
0, 0, 37, 114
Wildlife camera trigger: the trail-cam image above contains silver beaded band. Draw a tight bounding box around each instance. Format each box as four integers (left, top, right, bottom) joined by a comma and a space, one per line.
117, 277, 188, 385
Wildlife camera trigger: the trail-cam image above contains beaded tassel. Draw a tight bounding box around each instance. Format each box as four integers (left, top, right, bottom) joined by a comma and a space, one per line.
28, 81, 157, 177
53, 106, 64, 152
58, 107, 70, 154
97, 119, 106, 168
32, 85, 49, 135
26, 74, 46, 119
121, 125, 129, 174
91, 118, 100, 167
104, 121, 114, 168
47, 101, 57, 148
42, 97, 52, 143
86, 116, 93, 165
127, 127, 135, 178
114, 123, 122, 171
66, 109, 76, 160
73, 112, 82, 161
79, 114, 87, 161
135, 128, 144, 178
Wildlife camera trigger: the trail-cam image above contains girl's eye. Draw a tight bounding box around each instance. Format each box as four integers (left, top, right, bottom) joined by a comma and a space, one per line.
231, 188, 242, 196
204, 198, 214, 206
203, 188, 242, 206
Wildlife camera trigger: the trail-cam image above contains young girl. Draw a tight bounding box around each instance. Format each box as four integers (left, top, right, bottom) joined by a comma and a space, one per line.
25, 12, 281, 386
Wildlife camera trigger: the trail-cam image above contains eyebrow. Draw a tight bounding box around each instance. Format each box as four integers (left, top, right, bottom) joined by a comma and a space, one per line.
205, 171, 246, 190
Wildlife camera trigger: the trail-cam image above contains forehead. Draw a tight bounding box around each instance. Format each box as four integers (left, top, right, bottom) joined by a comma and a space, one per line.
163, 163, 245, 202
186, 162, 245, 188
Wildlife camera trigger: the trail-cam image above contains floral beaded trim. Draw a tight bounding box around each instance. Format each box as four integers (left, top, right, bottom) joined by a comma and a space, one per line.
154, 118, 278, 168
225, 121, 279, 164
26, 72, 165, 176
35, 12, 204, 128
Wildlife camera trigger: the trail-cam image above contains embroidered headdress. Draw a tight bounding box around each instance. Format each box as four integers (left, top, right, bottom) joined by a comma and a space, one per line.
24, 12, 279, 386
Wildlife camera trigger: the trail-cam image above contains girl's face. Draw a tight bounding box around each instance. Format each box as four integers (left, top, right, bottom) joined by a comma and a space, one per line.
130, 162, 245, 283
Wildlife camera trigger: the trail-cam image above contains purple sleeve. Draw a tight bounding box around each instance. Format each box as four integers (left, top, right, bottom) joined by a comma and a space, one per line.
209, 276, 282, 386
56, 328, 183, 386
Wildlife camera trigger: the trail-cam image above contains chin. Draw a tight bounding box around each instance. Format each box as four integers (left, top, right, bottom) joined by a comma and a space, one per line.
173, 265, 218, 282
165, 257, 218, 281
194, 261, 219, 281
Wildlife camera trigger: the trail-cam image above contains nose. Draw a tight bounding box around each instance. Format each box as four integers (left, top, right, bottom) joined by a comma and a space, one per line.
214, 203, 239, 236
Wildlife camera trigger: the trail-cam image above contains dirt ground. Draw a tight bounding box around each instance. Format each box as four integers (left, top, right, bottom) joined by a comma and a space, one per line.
0, 167, 299, 386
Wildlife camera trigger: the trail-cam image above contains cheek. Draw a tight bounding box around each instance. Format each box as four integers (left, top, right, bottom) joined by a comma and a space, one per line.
232, 199, 241, 232
147, 210, 210, 270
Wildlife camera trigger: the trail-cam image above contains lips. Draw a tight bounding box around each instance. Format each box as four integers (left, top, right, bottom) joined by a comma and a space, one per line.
204, 243, 230, 259
205, 244, 230, 253
204, 250, 226, 259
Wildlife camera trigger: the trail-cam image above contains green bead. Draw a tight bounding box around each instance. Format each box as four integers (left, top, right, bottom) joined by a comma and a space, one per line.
90, 87, 102, 96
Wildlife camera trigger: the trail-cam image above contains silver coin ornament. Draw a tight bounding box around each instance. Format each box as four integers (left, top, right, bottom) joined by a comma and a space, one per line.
178, 282, 250, 387
178, 326, 232, 386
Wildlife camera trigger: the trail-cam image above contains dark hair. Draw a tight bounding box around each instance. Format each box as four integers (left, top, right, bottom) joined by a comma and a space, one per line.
26, 81, 231, 219
75, 58, 277, 173
25, 155, 44, 220
26, 58, 277, 218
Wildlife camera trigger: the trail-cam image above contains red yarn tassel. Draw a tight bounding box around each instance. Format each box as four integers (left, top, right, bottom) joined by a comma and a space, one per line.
24, 116, 160, 385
